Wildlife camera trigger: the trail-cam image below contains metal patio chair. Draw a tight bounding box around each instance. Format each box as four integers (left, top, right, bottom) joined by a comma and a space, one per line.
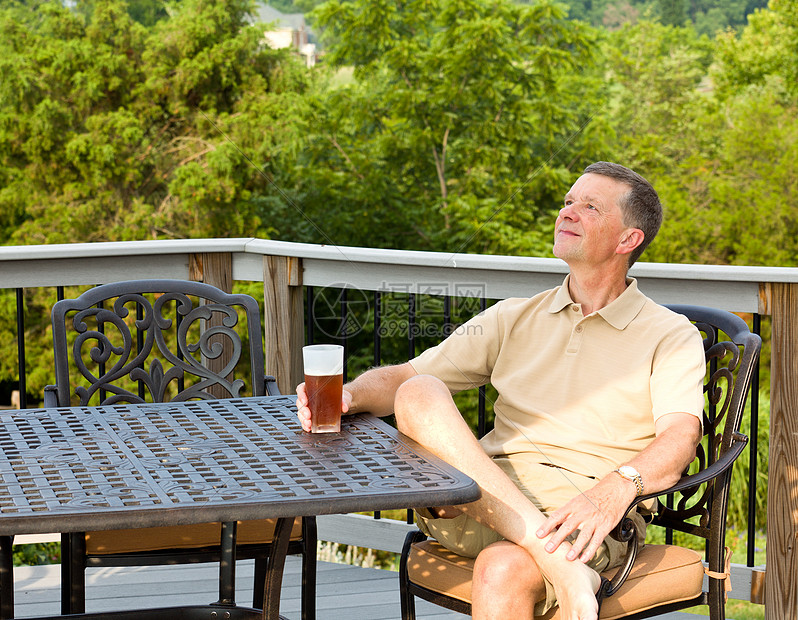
399, 304, 761, 620
40, 280, 316, 619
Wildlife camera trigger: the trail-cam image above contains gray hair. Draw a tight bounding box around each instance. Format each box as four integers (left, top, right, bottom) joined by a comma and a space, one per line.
583, 161, 662, 266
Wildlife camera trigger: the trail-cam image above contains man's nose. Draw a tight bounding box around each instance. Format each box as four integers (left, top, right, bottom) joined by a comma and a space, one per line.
559, 204, 577, 220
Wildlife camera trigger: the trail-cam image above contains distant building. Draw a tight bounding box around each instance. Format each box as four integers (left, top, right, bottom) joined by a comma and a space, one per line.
253, 4, 317, 68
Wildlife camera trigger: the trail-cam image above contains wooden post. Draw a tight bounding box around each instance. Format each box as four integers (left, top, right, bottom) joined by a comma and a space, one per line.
263, 255, 304, 396
190, 253, 234, 398
766, 282, 798, 620
189, 253, 233, 293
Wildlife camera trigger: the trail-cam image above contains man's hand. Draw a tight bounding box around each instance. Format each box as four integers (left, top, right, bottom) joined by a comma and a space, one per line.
535, 474, 637, 563
295, 382, 352, 432
537, 412, 701, 562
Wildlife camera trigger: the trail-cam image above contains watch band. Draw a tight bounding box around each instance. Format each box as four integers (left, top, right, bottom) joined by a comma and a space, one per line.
614, 466, 644, 496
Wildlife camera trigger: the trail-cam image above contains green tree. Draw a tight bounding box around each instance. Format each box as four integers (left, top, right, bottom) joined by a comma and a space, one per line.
639, 1, 798, 267
656, 0, 687, 26
273, 0, 609, 255
601, 20, 714, 172
0, 0, 312, 246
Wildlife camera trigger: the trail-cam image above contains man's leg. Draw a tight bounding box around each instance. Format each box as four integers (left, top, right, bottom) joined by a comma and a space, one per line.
472, 541, 544, 620
394, 375, 601, 620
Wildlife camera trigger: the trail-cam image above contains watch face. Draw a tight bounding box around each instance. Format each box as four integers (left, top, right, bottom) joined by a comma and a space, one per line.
618, 466, 637, 478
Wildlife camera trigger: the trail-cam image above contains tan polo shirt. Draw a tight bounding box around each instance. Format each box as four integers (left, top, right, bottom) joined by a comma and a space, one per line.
409, 275, 705, 482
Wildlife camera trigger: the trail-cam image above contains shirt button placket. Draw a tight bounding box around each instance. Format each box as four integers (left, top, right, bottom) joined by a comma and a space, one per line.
567, 308, 584, 355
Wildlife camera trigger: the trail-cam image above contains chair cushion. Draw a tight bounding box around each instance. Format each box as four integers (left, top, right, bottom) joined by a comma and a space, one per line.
85, 518, 304, 554
407, 541, 704, 619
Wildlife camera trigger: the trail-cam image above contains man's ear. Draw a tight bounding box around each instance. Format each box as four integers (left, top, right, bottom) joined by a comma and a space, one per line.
616, 228, 645, 257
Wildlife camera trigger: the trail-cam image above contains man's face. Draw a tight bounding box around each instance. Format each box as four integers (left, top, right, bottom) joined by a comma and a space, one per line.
553, 173, 633, 266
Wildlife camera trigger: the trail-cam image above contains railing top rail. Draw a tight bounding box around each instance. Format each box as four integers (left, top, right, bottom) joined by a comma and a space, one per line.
0, 238, 257, 261
3, 238, 798, 283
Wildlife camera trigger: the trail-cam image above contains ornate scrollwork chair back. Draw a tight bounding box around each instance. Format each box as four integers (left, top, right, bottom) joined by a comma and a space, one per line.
42, 280, 316, 620
399, 304, 761, 620
48, 281, 264, 407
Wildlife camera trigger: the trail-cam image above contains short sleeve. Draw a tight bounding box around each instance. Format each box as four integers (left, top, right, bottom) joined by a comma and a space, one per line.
650, 316, 706, 424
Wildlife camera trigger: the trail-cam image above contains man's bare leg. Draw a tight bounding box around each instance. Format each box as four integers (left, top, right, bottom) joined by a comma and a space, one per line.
394, 375, 601, 620
472, 541, 543, 619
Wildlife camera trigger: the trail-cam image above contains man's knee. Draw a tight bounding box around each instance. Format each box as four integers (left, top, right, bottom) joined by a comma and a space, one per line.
394, 374, 452, 423
473, 542, 542, 593
395, 374, 449, 406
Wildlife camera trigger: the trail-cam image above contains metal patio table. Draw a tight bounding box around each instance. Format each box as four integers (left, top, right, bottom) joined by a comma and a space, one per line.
0, 395, 479, 620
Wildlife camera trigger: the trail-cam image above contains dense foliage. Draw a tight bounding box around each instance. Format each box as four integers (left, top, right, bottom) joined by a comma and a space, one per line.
0, 0, 311, 245
558, 0, 768, 33
1, 0, 792, 261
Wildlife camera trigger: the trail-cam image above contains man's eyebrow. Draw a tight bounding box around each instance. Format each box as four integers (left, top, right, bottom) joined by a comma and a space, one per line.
564, 192, 601, 205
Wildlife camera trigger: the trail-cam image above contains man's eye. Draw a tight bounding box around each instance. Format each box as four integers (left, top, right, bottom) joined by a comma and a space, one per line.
587, 204, 597, 210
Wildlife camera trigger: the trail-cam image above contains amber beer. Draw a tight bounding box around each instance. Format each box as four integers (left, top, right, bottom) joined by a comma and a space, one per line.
304, 373, 344, 433
302, 344, 344, 433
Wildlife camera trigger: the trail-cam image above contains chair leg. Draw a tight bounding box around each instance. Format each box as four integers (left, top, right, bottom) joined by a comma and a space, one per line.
0, 536, 14, 620
300, 517, 317, 620
60, 533, 71, 615
708, 576, 726, 620
61, 533, 87, 615
399, 531, 427, 620
253, 556, 267, 610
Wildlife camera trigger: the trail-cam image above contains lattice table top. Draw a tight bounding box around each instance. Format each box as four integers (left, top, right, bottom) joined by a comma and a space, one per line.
0, 396, 478, 535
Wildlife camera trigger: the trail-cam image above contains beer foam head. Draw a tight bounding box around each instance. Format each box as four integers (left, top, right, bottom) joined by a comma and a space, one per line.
302, 344, 344, 375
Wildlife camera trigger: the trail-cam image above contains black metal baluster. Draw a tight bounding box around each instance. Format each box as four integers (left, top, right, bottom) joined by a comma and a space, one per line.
306, 286, 315, 346
15, 289, 27, 409
478, 297, 488, 438
374, 291, 382, 367
340, 288, 349, 381
408, 293, 417, 360
98, 297, 106, 405
702, 326, 720, 556
443, 295, 452, 337
747, 313, 762, 567
373, 291, 383, 521
407, 291, 418, 524
176, 305, 185, 394
137, 302, 145, 400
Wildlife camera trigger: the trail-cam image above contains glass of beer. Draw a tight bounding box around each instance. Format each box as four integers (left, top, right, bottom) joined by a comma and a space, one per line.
302, 344, 344, 433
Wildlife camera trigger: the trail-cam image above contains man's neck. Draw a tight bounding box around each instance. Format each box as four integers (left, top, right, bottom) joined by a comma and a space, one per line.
566, 265, 630, 315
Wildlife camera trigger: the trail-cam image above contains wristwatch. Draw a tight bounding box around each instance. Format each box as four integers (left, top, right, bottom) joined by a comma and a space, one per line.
614, 465, 644, 497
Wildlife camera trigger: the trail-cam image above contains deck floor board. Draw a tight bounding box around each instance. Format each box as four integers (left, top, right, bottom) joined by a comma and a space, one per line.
12, 559, 708, 619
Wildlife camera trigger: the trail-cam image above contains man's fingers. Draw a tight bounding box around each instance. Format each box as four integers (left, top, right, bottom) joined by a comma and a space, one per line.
541, 515, 578, 553
341, 389, 353, 413
296, 382, 308, 405
536, 509, 565, 539
295, 383, 313, 431
579, 536, 604, 563
566, 524, 595, 561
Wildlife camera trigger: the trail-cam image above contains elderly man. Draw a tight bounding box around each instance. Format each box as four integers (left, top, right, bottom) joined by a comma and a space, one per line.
297, 162, 705, 620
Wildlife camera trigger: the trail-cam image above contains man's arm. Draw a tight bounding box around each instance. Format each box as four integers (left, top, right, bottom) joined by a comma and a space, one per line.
296, 362, 418, 432
536, 411, 702, 563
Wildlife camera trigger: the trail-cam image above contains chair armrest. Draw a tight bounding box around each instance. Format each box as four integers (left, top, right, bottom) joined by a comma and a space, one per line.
627, 431, 748, 514
264, 375, 281, 396
604, 431, 749, 596
43, 385, 58, 408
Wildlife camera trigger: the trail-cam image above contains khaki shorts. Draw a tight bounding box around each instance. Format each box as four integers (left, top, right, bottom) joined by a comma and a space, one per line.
415, 457, 648, 616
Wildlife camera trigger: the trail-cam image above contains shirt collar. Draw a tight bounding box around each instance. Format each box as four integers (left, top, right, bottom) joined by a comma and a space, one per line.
548, 274, 647, 330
